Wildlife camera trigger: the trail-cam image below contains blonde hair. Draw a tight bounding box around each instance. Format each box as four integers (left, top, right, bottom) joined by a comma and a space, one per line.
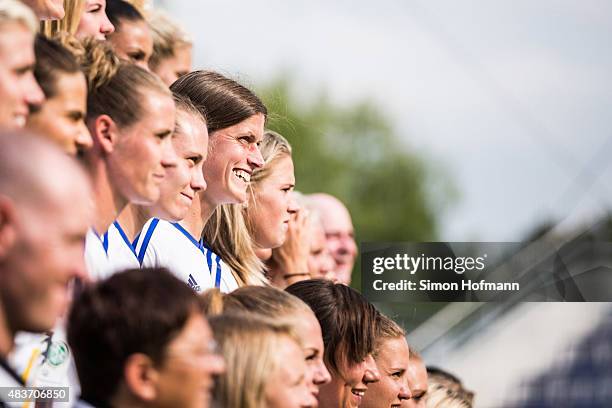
202, 131, 293, 287
124, 0, 147, 12
40, 0, 85, 37
201, 286, 312, 328
0, 0, 38, 32
208, 313, 299, 408
146, 9, 191, 70
245, 130, 292, 227
426, 367, 474, 408
202, 204, 267, 287
373, 313, 405, 358
248, 130, 292, 188
426, 385, 472, 408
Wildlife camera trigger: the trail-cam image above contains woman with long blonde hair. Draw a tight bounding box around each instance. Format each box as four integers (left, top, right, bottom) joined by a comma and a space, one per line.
208, 313, 316, 408
202, 130, 303, 289
201, 285, 331, 404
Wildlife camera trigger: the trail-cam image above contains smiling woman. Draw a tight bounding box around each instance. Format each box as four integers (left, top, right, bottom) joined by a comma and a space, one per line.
287, 280, 382, 408
135, 70, 268, 293
201, 286, 332, 404
27, 34, 92, 155
201, 130, 299, 290
208, 313, 317, 408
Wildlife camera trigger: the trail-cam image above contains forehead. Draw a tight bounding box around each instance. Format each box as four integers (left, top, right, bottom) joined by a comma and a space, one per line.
0, 22, 34, 63
167, 312, 211, 350
117, 19, 152, 45
319, 201, 353, 233
293, 310, 323, 346
376, 337, 409, 368
276, 337, 307, 374
407, 359, 428, 389
263, 155, 295, 184
34, 163, 93, 226
214, 113, 265, 140
136, 91, 175, 126
52, 72, 87, 101
174, 110, 207, 151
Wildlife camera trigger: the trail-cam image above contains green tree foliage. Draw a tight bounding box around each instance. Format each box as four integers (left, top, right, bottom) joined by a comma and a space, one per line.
257, 76, 455, 286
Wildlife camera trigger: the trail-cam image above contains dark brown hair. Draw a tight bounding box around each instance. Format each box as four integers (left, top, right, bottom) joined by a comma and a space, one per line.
33, 34, 82, 100
170, 70, 267, 134
286, 279, 379, 374
106, 0, 144, 30
67, 268, 200, 407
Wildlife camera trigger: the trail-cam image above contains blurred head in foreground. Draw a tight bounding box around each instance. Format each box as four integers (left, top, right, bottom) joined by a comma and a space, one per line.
201, 285, 331, 404
208, 312, 316, 408
68, 268, 225, 408
0, 131, 91, 355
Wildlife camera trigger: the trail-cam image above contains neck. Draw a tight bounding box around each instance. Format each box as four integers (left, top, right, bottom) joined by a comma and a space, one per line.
88, 157, 127, 234
255, 247, 272, 261
181, 196, 217, 239
116, 205, 151, 242
0, 301, 14, 358
108, 387, 148, 408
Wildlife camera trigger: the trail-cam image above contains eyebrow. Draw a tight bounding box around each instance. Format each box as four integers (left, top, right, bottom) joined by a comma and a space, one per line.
185, 151, 204, 163
155, 129, 173, 138
236, 133, 257, 142
15, 63, 35, 74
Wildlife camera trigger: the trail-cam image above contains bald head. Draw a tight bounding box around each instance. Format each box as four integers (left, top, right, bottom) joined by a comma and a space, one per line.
0, 130, 91, 206
0, 131, 92, 350
308, 193, 357, 284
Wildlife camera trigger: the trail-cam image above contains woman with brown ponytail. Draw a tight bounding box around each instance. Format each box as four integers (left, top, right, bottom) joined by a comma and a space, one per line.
80, 39, 177, 280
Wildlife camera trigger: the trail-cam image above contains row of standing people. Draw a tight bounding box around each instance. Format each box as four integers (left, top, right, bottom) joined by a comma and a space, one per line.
0, 0, 473, 407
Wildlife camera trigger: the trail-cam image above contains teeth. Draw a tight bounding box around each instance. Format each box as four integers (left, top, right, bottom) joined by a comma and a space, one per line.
14, 115, 26, 128
352, 391, 365, 397
233, 169, 251, 183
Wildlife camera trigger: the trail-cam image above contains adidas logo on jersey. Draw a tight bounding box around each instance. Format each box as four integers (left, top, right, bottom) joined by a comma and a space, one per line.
187, 274, 201, 292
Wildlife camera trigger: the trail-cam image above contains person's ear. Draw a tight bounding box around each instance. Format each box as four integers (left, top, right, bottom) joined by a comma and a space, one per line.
0, 196, 17, 260
91, 114, 119, 155
123, 353, 160, 402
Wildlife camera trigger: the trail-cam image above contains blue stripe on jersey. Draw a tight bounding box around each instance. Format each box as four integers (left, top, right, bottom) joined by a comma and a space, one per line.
214, 254, 222, 288
132, 233, 140, 250
171, 223, 204, 254
137, 218, 160, 265
102, 231, 109, 254
113, 221, 137, 256
205, 246, 213, 277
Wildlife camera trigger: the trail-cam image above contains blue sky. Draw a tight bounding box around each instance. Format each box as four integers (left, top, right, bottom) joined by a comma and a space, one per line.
159, 0, 612, 240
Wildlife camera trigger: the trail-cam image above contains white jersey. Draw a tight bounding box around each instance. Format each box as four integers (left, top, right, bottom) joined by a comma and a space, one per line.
84, 228, 110, 281
105, 221, 140, 273
135, 219, 238, 293
84, 223, 139, 281
9, 325, 79, 408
